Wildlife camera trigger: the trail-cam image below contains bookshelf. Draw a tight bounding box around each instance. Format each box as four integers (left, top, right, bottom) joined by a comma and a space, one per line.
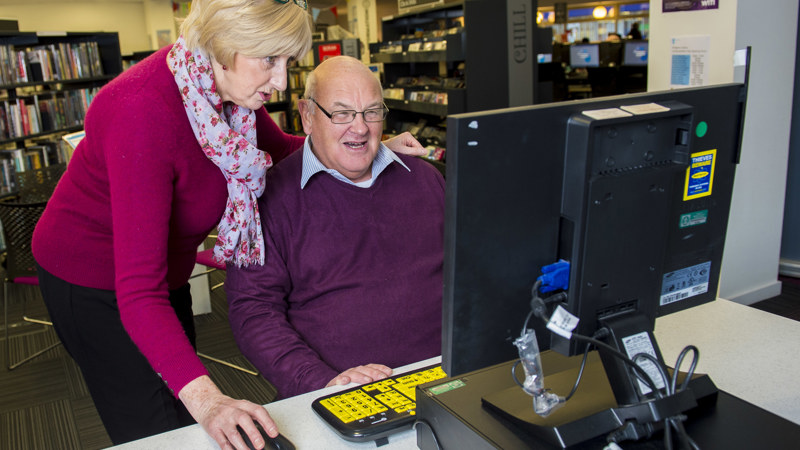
121, 50, 156, 71
280, 41, 358, 136
369, 0, 544, 163
285, 64, 314, 134
370, 2, 465, 157
0, 31, 122, 194
264, 88, 291, 133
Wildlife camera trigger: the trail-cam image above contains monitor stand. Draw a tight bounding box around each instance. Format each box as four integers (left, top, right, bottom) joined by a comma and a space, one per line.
481, 354, 718, 448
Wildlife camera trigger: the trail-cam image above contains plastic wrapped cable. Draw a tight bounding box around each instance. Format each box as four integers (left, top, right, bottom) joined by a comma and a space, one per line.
513, 329, 564, 417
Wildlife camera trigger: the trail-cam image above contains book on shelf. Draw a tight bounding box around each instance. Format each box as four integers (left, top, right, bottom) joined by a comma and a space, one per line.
0, 41, 105, 85
56, 135, 77, 162
0, 87, 99, 141
3, 142, 61, 167
62, 129, 85, 150
268, 111, 287, 131
0, 157, 17, 194
0, 142, 63, 193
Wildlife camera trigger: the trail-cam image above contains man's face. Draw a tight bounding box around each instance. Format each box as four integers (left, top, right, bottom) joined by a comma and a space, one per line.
301, 60, 384, 183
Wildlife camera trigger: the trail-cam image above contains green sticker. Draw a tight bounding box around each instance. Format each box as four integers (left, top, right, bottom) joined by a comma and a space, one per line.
680, 210, 708, 228
696, 121, 708, 138
426, 379, 466, 395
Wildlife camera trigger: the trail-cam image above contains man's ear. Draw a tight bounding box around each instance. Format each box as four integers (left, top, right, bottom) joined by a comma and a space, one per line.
298, 99, 313, 135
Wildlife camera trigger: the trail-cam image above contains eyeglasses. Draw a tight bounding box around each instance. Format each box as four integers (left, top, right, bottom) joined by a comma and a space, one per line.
274, 0, 308, 10
308, 98, 388, 124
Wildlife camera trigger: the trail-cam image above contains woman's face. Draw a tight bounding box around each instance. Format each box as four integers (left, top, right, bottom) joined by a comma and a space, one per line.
215, 54, 291, 110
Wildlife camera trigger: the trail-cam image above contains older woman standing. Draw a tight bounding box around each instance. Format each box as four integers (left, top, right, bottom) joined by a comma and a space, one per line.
31, 0, 422, 448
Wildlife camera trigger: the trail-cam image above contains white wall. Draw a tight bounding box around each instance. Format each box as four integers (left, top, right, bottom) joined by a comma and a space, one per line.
0, 0, 175, 55
143, 0, 179, 50
725, 0, 798, 303
649, 0, 797, 304
647, 2, 738, 89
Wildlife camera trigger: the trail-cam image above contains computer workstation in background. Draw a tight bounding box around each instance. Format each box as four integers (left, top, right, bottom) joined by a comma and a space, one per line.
552, 40, 648, 100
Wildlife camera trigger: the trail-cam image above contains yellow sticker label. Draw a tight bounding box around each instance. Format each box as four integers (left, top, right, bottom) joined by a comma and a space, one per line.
684, 149, 716, 200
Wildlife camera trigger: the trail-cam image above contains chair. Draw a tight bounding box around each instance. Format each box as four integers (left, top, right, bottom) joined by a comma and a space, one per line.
195, 248, 225, 291
192, 242, 258, 376
2, 163, 66, 370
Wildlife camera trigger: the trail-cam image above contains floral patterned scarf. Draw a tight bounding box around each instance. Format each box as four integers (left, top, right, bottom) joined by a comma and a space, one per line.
167, 36, 270, 267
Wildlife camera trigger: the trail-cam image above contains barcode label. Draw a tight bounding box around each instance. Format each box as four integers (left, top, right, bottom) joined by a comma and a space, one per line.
661, 290, 690, 305
660, 261, 711, 306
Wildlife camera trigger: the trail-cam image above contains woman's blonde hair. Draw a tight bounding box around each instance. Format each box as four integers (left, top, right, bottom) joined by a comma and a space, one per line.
180, 0, 313, 68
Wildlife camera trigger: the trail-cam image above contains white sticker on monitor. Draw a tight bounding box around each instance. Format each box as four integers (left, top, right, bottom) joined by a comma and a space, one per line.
546, 305, 580, 340
621, 331, 665, 395
581, 108, 633, 120
660, 261, 711, 306
620, 103, 671, 115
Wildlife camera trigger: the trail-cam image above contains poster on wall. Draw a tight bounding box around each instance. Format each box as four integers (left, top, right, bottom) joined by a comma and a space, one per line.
669, 35, 710, 89
663, 0, 719, 13
156, 30, 172, 48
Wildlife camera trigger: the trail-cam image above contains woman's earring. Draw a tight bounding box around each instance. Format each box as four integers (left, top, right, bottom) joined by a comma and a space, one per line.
222, 65, 228, 70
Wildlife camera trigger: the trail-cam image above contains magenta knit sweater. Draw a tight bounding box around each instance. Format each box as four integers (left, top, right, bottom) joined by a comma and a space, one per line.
31, 46, 304, 396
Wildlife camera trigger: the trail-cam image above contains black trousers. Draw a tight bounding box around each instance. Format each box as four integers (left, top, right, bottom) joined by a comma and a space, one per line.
36, 263, 197, 445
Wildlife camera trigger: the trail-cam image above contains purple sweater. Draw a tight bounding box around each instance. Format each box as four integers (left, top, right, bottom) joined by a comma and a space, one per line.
31, 46, 304, 396
226, 150, 445, 398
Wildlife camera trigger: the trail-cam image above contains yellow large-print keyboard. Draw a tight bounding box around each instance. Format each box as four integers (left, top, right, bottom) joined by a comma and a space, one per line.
311, 364, 447, 442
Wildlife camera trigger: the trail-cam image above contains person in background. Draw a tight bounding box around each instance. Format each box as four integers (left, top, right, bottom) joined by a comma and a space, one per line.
627, 22, 643, 40
31, 0, 423, 448
225, 55, 445, 399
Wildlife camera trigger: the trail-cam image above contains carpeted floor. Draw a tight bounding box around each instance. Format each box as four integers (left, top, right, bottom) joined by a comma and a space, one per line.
750, 276, 800, 322
0, 269, 277, 450
2, 272, 799, 449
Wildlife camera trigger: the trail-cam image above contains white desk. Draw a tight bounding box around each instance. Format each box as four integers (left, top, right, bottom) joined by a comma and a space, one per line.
654, 298, 800, 426
112, 299, 800, 449
113, 357, 438, 450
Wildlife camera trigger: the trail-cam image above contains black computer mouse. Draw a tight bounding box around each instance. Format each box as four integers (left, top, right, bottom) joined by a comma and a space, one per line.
237, 423, 296, 450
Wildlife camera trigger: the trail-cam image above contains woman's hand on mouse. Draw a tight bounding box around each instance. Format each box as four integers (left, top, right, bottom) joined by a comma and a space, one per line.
179, 375, 276, 450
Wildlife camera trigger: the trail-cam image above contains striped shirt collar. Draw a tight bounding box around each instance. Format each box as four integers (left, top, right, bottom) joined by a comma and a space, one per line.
300, 136, 410, 189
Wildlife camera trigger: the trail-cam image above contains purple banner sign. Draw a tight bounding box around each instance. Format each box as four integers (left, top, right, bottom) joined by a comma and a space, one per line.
663, 0, 719, 13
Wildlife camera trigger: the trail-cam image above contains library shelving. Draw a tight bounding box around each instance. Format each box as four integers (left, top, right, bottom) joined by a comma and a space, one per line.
0, 31, 122, 194
370, 2, 465, 155
264, 88, 291, 133
285, 64, 314, 134
280, 40, 358, 135
121, 49, 155, 71
369, 0, 544, 161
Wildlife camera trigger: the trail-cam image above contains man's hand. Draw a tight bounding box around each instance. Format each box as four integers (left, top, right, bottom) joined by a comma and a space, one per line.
326, 364, 393, 388
383, 131, 426, 156
179, 375, 276, 450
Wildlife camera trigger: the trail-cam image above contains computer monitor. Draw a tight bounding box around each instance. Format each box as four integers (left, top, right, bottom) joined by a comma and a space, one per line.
569, 43, 600, 68
599, 41, 622, 66
623, 40, 649, 66
441, 83, 747, 445
552, 43, 571, 65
